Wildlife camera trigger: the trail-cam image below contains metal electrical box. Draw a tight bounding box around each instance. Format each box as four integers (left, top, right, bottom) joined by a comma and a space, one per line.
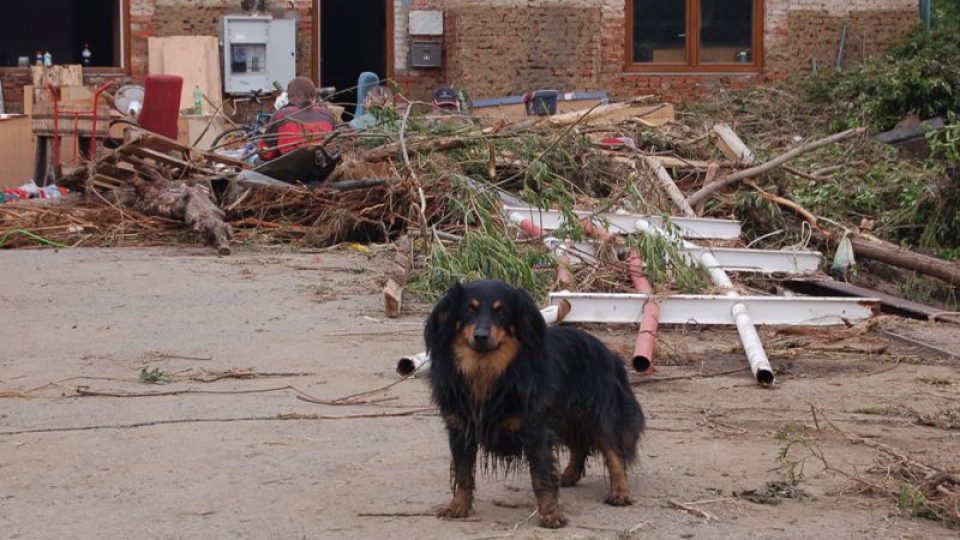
221, 15, 296, 95
410, 41, 442, 68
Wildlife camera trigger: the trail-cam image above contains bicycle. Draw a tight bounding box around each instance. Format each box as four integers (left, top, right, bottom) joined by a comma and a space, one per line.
209, 88, 274, 160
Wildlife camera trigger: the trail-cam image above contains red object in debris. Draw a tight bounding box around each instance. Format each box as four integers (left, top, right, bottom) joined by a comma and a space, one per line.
628, 248, 660, 374
138, 74, 183, 140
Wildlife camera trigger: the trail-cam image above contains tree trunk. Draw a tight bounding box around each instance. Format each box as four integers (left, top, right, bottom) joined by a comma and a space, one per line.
852, 236, 960, 286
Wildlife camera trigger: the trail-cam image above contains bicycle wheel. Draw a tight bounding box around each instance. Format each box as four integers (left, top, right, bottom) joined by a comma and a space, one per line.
210, 127, 252, 154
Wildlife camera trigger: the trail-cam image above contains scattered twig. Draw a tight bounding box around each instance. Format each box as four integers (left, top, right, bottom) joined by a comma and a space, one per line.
667, 498, 720, 521
0, 407, 435, 436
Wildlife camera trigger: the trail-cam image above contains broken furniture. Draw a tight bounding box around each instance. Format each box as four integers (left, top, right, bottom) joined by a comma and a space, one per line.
135, 75, 184, 140
31, 83, 114, 185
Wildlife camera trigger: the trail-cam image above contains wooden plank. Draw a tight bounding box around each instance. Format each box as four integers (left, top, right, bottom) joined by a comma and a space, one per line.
649, 156, 712, 169
148, 36, 222, 113
712, 123, 757, 165
783, 278, 943, 320
123, 146, 194, 170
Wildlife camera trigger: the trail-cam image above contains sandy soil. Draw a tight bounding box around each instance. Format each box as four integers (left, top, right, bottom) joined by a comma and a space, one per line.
1, 247, 958, 539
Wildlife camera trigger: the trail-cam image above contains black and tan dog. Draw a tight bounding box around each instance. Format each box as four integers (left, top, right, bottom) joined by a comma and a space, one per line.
425, 279, 645, 528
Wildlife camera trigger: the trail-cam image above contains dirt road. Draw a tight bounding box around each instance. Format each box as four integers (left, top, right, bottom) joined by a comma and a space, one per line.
1, 247, 957, 539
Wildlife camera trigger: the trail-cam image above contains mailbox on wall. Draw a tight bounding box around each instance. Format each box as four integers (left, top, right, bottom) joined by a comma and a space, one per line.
221, 15, 296, 95
410, 41, 442, 68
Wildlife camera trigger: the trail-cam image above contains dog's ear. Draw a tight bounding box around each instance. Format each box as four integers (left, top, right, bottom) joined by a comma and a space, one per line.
425, 282, 463, 353
512, 286, 546, 352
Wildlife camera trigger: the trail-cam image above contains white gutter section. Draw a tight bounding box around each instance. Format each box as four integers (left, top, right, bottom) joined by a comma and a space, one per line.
546, 292, 878, 325
396, 305, 565, 377
546, 239, 822, 275
502, 205, 742, 240
634, 218, 776, 385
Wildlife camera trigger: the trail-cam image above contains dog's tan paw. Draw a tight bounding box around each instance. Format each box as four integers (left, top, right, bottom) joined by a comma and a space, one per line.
538, 511, 569, 528
604, 492, 634, 506
437, 502, 471, 519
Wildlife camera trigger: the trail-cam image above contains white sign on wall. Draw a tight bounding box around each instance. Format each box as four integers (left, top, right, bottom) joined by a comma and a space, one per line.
409, 10, 443, 36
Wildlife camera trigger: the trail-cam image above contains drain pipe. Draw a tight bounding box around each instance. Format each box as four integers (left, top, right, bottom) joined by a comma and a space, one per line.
627, 249, 660, 373
396, 303, 570, 377
577, 219, 660, 374
635, 219, 775, 385
509, 211, 575, 287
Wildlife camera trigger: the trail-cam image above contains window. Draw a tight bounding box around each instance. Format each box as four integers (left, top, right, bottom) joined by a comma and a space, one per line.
628, 0, 762, 71
0, 0, 128, 69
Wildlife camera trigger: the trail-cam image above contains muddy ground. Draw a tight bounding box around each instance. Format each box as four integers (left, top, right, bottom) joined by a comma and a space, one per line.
1, 247, 958, 539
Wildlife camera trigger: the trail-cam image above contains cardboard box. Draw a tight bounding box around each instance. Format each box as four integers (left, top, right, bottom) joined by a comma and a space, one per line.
61, 86, 94, 102
178, 114, 225, 150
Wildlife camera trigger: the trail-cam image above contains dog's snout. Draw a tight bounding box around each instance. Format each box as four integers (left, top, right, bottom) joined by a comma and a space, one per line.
472, 327, 490, 343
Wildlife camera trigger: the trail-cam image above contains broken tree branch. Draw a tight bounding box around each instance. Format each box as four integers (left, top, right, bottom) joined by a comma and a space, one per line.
686, 127, 866, 207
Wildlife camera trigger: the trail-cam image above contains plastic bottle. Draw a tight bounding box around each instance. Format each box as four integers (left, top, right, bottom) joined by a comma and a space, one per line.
82, 44, 92, 66
35, 51, 43, 66
193, 85, 203, 115
43, 51, 52, 67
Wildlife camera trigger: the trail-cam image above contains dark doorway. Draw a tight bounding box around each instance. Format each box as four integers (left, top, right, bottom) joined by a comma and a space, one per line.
0, 0, 120, 68
320, 0, 389, 117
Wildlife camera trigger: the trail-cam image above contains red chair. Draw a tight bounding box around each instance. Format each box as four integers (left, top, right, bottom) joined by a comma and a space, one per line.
137, 74, 183, 140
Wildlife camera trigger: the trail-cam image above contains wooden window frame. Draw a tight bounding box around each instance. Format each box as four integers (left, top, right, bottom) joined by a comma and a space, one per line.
0, 0, 131, 76
625, 0, 763, 73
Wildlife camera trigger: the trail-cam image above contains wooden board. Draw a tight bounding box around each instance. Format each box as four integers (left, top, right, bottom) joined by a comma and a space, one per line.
783, 278, 944, 320
148, 36, 222, 113
0, 115, 35, 187
30, 65, 83, 88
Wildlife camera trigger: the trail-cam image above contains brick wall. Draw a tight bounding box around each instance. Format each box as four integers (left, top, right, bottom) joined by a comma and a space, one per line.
130, 0, 314, 81
1, 0, 920, 113
396, 0, 920, 102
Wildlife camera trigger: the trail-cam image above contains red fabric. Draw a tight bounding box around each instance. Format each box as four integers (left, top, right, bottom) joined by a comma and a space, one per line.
138, 75, 183, 140
259, 104, 335, 161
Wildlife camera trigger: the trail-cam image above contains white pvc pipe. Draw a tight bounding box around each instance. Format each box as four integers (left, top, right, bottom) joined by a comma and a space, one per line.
396, 305, 565, 378
635, 219, 775, 385
396, 352, 430, 377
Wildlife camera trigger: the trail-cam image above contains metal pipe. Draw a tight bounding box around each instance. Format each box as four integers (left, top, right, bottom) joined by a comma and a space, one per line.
628, 249, 659, 373
920, 0, 932, 33
396, 304, 568, 377
635, 219, 775, 385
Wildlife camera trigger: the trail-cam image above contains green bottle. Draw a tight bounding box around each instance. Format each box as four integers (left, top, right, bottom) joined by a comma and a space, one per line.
193, 85, 203, 115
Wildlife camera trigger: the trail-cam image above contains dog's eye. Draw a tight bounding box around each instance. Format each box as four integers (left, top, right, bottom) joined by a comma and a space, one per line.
465, 305, 477, 314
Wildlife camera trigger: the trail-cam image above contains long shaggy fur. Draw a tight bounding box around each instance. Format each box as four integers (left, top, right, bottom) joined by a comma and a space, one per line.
425, 279, 645, 529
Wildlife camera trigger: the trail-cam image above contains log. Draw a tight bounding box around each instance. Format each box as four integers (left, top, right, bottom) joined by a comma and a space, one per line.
762, 187, 960, 286
686, 127, 867, 207
851, 236, 960, 286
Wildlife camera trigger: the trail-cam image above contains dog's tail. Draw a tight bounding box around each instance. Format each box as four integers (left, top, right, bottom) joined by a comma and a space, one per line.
614, 368, 645, 465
